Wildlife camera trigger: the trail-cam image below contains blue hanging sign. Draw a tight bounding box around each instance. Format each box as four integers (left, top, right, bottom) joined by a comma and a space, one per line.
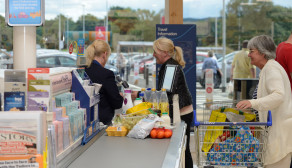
156, 24, 197, 116
5, 0, 45, 26
77, 39, 85, 57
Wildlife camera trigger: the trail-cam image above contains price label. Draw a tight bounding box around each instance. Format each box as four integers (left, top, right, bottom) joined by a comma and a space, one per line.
117, 126, 122, 131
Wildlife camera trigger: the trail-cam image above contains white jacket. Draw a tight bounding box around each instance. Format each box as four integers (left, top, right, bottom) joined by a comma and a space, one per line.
249, 59, 292, 165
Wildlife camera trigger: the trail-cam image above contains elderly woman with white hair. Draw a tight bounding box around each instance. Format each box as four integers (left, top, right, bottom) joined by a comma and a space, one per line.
236, 35, 292, 168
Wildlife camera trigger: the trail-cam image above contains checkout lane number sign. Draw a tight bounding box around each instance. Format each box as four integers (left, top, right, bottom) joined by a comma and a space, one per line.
5, 0, 44, 26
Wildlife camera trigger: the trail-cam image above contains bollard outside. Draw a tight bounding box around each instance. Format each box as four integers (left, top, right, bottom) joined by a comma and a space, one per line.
143, 64, 146, 79
145, 65, 149, 87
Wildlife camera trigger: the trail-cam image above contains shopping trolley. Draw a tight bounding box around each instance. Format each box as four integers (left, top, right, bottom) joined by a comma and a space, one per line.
194, 101, 272, 168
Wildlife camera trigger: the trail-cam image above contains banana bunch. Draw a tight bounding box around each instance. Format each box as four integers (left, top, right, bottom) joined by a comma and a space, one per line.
112, 114, 122, 127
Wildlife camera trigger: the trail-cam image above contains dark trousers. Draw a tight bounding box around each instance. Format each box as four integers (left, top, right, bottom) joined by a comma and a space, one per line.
119, 68, 125, 78
181, 112, 194, 168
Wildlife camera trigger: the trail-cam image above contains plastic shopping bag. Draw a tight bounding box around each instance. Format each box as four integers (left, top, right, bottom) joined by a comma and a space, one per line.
227, 81, 234, 99
201, 110, 227, 155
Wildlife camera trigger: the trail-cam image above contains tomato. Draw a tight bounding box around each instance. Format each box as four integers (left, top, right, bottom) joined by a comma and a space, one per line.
150, 128, 158, 138
157, 130, 165, 139
164, 129, 172, 138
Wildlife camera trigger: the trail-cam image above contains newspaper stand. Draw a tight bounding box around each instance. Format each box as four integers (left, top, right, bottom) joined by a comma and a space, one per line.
194, 101, 272, 168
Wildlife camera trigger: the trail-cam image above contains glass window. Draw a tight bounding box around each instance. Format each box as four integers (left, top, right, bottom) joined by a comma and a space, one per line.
196, 55, 206, 63
1, 0, 292, 88
59, 57, 76, 67
37, 57, 56, 66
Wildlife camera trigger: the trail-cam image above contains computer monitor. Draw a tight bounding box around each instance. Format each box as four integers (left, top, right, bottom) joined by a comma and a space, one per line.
162, 64, 178, 92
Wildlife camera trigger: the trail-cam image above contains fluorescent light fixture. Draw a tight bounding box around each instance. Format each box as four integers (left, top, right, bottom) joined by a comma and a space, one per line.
240, 2, 258, 5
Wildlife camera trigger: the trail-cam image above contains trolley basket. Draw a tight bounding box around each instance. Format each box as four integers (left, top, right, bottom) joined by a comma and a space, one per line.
194, 101, 272, 168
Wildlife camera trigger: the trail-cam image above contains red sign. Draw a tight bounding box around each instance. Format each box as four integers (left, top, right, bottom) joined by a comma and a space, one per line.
206, 87, 213, 94
95, 26, 106, 41
69, 43, 73, 54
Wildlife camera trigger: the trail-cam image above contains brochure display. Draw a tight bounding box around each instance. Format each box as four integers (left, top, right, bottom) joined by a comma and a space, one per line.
27, 68, 50, 111
4, 70, 26, 111
0, 67, 103, 167
71, 69, 102, 145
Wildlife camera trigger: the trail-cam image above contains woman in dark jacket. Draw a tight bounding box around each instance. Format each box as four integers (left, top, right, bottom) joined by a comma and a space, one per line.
153, 37, 194, 168
85, 40, 123, 125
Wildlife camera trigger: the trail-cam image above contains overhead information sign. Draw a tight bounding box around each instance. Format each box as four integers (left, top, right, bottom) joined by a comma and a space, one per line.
5, 0, 44, 26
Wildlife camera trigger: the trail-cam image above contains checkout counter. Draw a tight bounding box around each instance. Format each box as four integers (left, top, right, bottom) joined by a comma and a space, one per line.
57, 63, 187, 168
58, 122, 187, 168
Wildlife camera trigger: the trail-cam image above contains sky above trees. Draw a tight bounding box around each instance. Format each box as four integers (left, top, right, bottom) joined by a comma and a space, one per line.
0, 0, 291, 21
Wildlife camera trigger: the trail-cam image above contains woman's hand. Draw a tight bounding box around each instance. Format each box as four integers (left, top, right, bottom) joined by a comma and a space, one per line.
131, 91, 138, 101
236, 100, 252, 109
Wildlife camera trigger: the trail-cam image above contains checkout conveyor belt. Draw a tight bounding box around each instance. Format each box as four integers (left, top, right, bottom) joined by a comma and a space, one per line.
58, 122, 187, 168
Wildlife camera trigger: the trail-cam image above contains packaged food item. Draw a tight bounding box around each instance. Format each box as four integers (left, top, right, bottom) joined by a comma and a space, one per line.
122, 89, 133, 114
149, 88, 159, 110
140, 88, 146, 102
145, 88, 152, 102
160, 112, 171, 128
127, 114, 163, 139
159, 88, 169, 115
120, 114, 147, 131
133, 98, 143, 106
126, 102, 152, 115
106, 126, 127, 136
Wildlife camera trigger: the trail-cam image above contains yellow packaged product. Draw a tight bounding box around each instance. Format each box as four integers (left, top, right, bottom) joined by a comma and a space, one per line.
126, 102, 152, 115
121, 114, 147, 131
201, 110, 227, 155
106, 126, 128, 136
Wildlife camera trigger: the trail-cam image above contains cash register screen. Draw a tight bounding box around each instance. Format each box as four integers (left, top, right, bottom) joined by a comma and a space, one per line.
162, 65, 178, 92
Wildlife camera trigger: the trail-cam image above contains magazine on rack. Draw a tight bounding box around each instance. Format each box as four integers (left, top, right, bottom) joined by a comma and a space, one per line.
0, 111, 46, 155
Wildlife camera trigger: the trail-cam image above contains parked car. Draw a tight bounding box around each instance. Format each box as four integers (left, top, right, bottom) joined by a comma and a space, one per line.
0, 49, 119, 75
104, 64, 118, 75
139, 55, 154, 74
37, 50, 118, 74
196, 51, 239, 88
37, 50, 77, 68
139, 60, 154, 74
107, 53, 117, 66
196, 51, 217, 64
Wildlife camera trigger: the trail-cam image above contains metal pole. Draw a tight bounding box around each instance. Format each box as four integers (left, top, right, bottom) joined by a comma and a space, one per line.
271, 21, 274, 39
13, 27, 36, 69
222, 0, 227, 92
238, 17, 241, 50
83, 4, 85, 39
215, 17, 218, 52
67, 16, 69, 50
106, 0, 108, 43
59, 14, 61, 50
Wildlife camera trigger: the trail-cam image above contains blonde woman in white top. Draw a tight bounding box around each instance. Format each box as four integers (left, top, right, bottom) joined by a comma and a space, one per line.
236, 35, 292, 168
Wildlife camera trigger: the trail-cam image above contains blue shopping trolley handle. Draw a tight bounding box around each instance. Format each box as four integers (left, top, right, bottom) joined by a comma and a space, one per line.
267, 110, 272, 126
194, 110, 200, 127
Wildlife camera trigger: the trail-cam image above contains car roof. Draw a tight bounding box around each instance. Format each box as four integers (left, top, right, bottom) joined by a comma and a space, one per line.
217, 51, 240, 62
196, 51, 208, 55
37, 50, 77, 60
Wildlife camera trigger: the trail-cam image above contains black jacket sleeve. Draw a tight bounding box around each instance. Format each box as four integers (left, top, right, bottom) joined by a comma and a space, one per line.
102, 71, 123, 109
